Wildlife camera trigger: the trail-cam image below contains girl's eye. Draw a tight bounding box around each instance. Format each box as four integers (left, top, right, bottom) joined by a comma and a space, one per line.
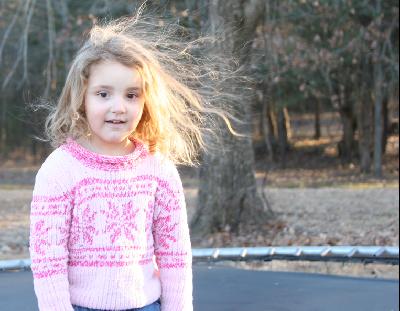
127, 93, 138, 99
97, 91, 108, 98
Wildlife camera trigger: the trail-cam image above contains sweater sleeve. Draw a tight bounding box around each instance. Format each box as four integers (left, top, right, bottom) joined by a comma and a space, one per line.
29, 161, 74, 311
153, 162, 193, 311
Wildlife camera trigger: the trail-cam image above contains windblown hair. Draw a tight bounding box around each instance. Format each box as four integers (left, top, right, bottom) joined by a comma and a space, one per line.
45, 13, 245, 166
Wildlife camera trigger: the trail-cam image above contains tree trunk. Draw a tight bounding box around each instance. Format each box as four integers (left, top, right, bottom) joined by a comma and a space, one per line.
373, 60, 383, 178
261, 83, 275, 161
277, 107, 289, 167
373, 0, 384, 178
0, 97, 7, 155
337, 83, 357, 163
382, 94, 389, 154
314, 98, 321, 140
284, 107, 291, 141
268, 103, 278, 145
184, 0, 198, 32
356, 92, 373, 174
338, 107, 357, 163
190, 0, 271, 237
0, 112, 4, 154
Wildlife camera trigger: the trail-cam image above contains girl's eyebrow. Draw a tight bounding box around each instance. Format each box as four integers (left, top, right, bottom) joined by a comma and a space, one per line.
92, 85, 113, 90
126, 87, 142, 91
92, 85, 142, 91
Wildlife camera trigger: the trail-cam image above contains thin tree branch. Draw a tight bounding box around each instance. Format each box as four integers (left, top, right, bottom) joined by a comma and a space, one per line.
2, 0, 37, 90
0, 0, 24, 66
43, 0, 56, 97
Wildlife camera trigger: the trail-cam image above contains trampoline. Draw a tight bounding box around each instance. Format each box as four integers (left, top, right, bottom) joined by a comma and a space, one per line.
0, 263, 398, 311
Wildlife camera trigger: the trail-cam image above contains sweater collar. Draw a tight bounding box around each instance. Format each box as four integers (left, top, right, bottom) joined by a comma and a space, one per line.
62, 137, 148, 171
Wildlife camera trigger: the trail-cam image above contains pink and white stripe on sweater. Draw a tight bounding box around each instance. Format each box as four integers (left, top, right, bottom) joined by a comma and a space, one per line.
29, 137, 193, 311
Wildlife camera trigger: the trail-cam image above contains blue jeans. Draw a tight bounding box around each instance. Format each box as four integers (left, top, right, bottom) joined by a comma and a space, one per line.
72, 298, 161, 311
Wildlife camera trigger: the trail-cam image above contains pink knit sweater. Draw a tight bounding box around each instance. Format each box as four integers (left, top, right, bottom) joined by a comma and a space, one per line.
29, 137, 193, 311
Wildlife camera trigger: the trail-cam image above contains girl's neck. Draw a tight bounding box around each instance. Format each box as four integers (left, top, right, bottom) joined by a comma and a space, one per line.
77, 137, 135, 156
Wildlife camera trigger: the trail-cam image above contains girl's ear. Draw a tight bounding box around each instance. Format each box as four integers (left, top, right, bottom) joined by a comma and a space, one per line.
78, 106, 86, 118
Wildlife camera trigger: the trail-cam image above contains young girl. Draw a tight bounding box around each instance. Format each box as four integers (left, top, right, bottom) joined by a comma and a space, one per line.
29, 14, 239, 311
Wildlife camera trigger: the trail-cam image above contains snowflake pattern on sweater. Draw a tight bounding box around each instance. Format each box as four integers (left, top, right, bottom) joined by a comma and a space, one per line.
29, 137, 193, 311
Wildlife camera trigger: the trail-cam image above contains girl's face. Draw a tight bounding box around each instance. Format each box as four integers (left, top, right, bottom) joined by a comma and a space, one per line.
83, 60, 145, 155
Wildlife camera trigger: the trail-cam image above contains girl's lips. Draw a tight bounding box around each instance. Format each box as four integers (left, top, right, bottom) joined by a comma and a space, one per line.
105, 120, 126, 124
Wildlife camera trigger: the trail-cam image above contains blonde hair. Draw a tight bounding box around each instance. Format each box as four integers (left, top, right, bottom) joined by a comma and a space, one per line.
45, 14, 246, 166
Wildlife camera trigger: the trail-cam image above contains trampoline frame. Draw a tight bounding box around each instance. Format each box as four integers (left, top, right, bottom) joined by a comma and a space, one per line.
0, 246, 398, 271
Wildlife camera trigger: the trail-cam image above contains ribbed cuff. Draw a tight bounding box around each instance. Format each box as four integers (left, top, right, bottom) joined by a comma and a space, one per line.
33, 274, 74, 311
159, 267, 193, 311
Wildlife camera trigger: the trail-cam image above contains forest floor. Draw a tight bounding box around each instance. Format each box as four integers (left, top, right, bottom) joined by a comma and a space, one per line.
0, 113, 398, 279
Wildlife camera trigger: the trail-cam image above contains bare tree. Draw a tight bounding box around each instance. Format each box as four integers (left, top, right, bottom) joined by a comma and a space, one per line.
190, 0, 273, 237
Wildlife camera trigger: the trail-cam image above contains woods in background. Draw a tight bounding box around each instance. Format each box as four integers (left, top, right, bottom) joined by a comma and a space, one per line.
0, 0, 398, 235
0, 0, 398, 175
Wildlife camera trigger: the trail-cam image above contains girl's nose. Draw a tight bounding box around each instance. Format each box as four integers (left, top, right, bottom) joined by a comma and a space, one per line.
110, 97, 126, 113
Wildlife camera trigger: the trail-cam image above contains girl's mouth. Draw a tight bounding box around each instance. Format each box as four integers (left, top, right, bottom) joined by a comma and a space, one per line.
106, 120, 126, 124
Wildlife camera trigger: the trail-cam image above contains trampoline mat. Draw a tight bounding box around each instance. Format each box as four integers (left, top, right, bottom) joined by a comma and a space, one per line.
0, 263, 398, 311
